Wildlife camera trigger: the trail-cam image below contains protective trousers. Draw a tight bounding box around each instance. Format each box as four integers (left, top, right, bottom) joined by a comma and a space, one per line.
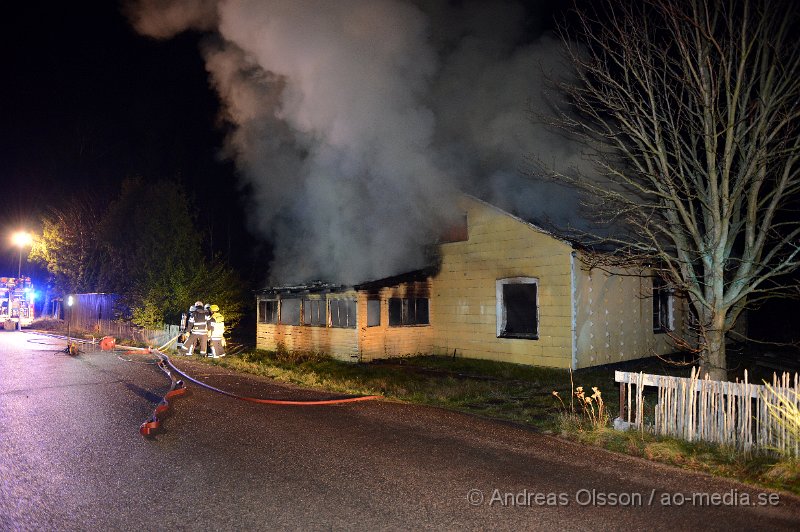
186, 332, 208, 355
210, 338, 225, 357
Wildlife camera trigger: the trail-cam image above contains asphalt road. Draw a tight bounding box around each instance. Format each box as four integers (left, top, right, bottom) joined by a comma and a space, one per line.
1, 331, 798, 530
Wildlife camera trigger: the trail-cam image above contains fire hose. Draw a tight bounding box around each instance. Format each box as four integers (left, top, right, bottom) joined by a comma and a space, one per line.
107, 335, 381, 437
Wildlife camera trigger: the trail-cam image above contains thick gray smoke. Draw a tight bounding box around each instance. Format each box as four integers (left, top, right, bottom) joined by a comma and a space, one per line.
126, 0, 585, 284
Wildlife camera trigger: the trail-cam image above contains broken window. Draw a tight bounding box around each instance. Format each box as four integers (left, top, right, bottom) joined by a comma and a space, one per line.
258, 300, 278, 324
367, 299, 380, 327
279, 298, 301, 326
652, 276, 674, 333
388, 297, 430, 326
329, 298, 357, 328
302, 299, 326, 326
496, 278, 538, 339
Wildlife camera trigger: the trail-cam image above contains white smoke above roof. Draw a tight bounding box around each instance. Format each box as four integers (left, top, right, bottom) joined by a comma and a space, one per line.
126, 0, 586, 284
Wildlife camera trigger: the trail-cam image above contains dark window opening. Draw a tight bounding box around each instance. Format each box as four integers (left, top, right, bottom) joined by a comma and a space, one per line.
389, 298, 402, 326
330, 299, 357, 328
259, 300, 278, 324
367, 299, 380, 327
415, 298, 429, 325
498, 281, 538, 339
388, 297, 430, 326
653, 277, 673, 333
279, 299, 301, 326
303, 299, 326, 326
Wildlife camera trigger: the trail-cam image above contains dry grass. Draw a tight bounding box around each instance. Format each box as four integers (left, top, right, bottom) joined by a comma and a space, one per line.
561, 425, 800, 495
203, 349, 588, 429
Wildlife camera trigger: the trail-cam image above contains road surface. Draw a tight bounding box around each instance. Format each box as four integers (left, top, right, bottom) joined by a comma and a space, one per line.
1, 331, 798, 530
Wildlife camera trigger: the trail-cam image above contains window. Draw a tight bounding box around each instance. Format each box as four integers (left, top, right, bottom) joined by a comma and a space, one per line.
652, 276, 674, 333
496, 278, 538, 339
329, 298, 357, 328
388, 297, 430, 326
279, 299, 301, 326
389, 299, 401, 325
367, 299, 381, 327
303, 299, 326, 326
259, 300, 278, 324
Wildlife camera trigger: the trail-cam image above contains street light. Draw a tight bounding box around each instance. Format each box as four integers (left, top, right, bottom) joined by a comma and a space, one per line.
11, 231, 33, 279
66, 295, 76, 355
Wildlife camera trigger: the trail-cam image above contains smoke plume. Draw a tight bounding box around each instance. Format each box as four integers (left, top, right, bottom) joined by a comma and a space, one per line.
126, 0, 585, 284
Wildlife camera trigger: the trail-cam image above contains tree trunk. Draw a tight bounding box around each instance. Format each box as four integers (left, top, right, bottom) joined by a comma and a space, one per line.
700, 313, 728, 381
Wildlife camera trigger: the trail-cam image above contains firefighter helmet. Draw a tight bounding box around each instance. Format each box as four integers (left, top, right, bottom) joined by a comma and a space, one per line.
210, 304, 219, 312
204, 303, 211, 311
195, 301, 203, 307
189, 305, 197, 312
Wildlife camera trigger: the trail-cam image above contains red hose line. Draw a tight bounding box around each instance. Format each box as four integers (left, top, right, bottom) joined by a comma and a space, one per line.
163, 356, 381, 405
140, 359, 187, 437
117, 344, 381, 406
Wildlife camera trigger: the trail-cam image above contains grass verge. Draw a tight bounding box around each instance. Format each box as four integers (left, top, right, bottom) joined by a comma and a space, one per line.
204, 348, 610, 428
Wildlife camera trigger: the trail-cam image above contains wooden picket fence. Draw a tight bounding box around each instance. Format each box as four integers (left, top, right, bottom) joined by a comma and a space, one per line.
616, 368, 800, 456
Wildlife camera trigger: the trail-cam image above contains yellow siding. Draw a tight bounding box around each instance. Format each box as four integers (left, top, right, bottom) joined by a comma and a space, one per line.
255, 195, 689, 370
573, 259, 687, 369
358, 281, 435, 361
255, 292, 359, 361
429, 197, 574, 368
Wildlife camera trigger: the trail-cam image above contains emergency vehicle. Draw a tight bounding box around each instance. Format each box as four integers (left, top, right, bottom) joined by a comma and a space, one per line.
0, 277, 35, 329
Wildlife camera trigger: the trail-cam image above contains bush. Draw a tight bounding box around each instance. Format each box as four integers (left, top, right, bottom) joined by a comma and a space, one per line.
29, 317, 66, 332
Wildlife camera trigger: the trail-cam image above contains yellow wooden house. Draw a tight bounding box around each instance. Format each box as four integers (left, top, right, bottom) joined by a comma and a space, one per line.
256, 196, 685, 369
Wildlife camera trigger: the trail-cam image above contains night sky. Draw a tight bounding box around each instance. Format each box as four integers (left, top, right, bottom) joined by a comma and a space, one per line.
2, 0, 571, 287
2, 1, 249, 279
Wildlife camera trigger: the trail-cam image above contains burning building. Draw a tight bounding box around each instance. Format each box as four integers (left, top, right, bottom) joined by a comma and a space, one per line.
256, 195, 686, 369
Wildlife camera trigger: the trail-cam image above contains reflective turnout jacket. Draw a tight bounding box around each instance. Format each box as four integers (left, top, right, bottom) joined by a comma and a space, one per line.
209, 314, 225, 340
187, 308, 210, 334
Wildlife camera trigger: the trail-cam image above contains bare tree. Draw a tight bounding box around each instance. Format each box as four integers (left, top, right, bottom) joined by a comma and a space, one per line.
552, 0, 800, 379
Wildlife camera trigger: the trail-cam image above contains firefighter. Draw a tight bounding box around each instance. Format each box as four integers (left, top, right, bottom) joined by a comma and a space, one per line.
177, 308, 190, 350
183, 301, 210, 356
208, 304, 226, 358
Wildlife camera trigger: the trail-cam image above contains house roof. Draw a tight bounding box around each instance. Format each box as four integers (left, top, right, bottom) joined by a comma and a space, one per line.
353, 267, 437, 292
256, 281, 351, 297
256, 267, 438, 297
256, 193, 579, 294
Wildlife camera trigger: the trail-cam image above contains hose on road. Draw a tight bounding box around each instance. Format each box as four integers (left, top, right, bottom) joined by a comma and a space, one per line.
22, 331, 380, 436
110, 336, 381, 436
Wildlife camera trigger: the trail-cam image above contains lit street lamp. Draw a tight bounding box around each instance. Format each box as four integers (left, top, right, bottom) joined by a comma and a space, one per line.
11, 231, 33, 279
66, 295, 76, 355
